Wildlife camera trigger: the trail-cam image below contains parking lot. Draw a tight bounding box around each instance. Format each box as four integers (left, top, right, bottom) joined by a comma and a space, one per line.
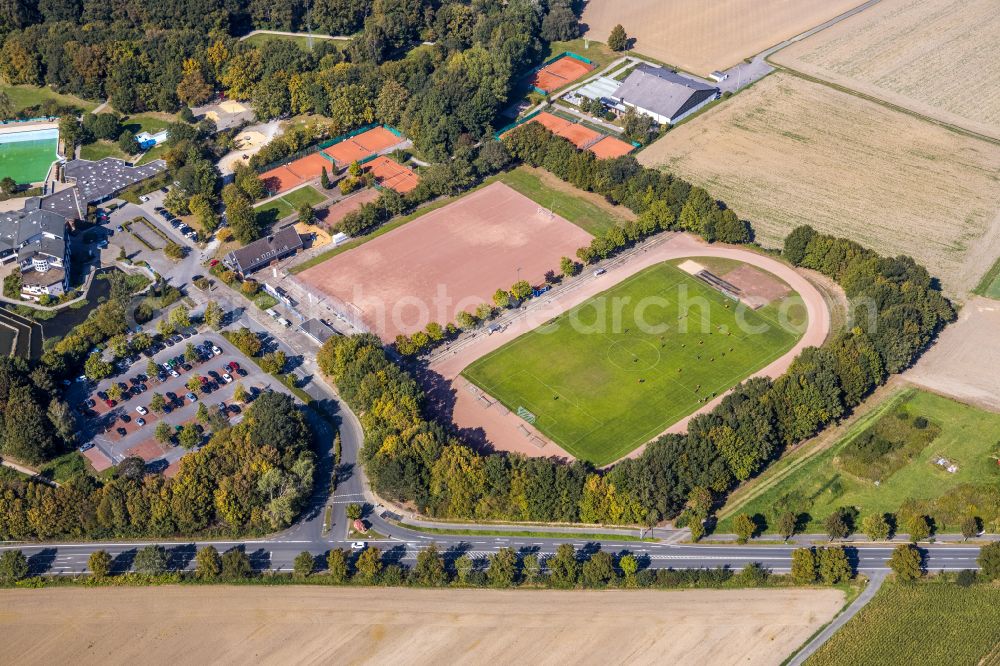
72, 330, 292, 474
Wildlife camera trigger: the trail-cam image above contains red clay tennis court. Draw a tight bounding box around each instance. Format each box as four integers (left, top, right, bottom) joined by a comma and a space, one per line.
324, 126, 405, 167
530, 55, 595, 93
520, 112, 634, 157
298, 181, 593, 341
365, 156, 420, 194
589, 136, 636, 159
322, 187, 380, 230
261, 152, 332, 195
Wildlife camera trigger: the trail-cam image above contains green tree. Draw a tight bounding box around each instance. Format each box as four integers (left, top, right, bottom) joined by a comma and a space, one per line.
906, 515, 931, 542
510, 279, 532, 301
260, 350, 287, 375
977, 542, 1000, 580
88, 550, 113, 579
47, 399, 78, 444
861, 514, 891, 542
888, 544, 923, 581
154, 422, 173, 444
346, 503, 362, 521
133, 545, 169, 575
961, 516, 981, 541
204, 301, 224, 330
580, 550, 615, 588
454, 554, 474, 585
348, 161, 363, 178
560, 256, 578, 277
0, 549, 29, 583
817, 546, 852, 584
607, 24, 627, 51
297, 204, 315, 225
184, 343, 199, 363
413, 544, 448, 587
0, 90, 13, 120
733, 513, 756, 544
492, 289, 510, 309
327, 549, 349, 583
169, 306, 191, 331
294, 551, 315, 578
230, 327, 262, 357
3, 385, 54, 464
824, 511, 850, 541
547, 544, 578, 588
776, 512, 797, 542
150, 393, 167, 413
521, 553, 541, 584
222, 548, 253, 579
178, 425, 201, 449
164, 241, 185, 260
619, 553, 639, 584
354, 547, 382, 584
320, 166, 330, 190
146, 358, 160, 378
85, 353, 113, 381
790, 548, 817, 584
195, 546, 222, 579
487, 547, 518, 588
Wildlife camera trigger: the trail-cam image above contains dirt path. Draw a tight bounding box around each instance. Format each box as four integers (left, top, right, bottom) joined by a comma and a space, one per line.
0, 586, 845, 666
430, 233, 830, 462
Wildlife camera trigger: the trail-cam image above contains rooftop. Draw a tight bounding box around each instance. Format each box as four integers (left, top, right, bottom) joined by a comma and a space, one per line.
612, 65, 719, 121
225, 226, 303, 274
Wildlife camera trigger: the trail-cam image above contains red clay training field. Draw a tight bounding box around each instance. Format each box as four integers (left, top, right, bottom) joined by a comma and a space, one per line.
298, 182, 593, 341
365, 156, 420, 193
261, 126, 406, 195
530, 55, 595, 93
518, 112, 635, 159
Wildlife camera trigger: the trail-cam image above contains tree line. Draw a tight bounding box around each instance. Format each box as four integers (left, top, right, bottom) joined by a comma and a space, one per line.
0, 392, 316, 540
319, 221, 952, 528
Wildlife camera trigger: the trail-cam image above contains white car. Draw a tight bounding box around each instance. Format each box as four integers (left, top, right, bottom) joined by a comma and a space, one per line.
169, 369, 179, 378
136, 418, 146, 427
211, 345, 222, 356
222, 373, 232, 383
350, 541, 366, 550
135, 405, 148, 415
139, 195, 150, 203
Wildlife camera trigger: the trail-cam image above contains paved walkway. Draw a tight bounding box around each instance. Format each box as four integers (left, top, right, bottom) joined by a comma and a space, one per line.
428, 233, 830, 462
788, 571, 886, 665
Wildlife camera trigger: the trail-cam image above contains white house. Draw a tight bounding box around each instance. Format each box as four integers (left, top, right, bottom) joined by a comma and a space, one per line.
611, 65, 720, 125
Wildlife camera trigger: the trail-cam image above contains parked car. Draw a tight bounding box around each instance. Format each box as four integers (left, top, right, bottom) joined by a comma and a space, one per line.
211, 345, 222, 356
136, 405, 148, 415
221, 372, 232, 383
116, 427, 127, 437
186, 392, 198, 402
120, 414, 131, 423
169, 369, 179, 378
350, 542, 366, 550
136, 418, 146, 427
79, 442, 95, 452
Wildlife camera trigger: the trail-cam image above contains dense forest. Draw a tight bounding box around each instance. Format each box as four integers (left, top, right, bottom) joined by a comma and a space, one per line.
1, 0, 580, 160
318, 221, 953, 529
0, 391, 315, 540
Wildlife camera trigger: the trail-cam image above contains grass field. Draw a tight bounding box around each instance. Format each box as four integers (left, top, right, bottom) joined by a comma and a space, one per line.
806, 582, 1000, 666
463, 261, 802, 464
80, 140, 126, 161
974, 257, 1000, 299
639, 73, 1000, 295
773, 0, 1000, 140
0, 84, 98, 114
497, 166, 629, 235
580, 0, 865, 75
718, 388, 1000, 533
255, 185, 325, 226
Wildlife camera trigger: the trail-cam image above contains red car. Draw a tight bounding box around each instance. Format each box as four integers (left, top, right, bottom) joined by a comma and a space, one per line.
199, 375, 208, 385
228, 361, 240, 372
210, 259, 219, 267
104, 399, 116, 408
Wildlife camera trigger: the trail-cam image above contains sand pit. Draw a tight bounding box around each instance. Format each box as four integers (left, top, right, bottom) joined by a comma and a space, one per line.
217, 129, 271, 174
582, 0, 866, 75
530, 55, 595, 93
219, 99, 248, 114
0, 586, 845, 665
298, 181, 593, 341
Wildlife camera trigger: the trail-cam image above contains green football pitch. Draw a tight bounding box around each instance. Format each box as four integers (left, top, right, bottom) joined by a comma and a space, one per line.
462, 261, 804, 465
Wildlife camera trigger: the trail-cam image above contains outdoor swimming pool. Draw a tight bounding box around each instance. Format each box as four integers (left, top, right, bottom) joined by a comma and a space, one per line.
0, 127, 59, 185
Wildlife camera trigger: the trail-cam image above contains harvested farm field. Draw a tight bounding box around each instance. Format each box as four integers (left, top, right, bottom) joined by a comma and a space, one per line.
0, 586, 845, 666
773, 0, 1000, 140
639, 73, 1000, 295
581, 0, 865, 76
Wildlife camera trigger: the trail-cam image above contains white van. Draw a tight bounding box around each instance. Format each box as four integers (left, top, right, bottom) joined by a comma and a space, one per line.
276, 317, 291, 328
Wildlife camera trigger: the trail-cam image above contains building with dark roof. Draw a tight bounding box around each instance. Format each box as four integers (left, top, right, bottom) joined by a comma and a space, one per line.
611, 65, 719, 125
223, 226, 304, 277
1, 158, 166, 300
300, 318, 337, 345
